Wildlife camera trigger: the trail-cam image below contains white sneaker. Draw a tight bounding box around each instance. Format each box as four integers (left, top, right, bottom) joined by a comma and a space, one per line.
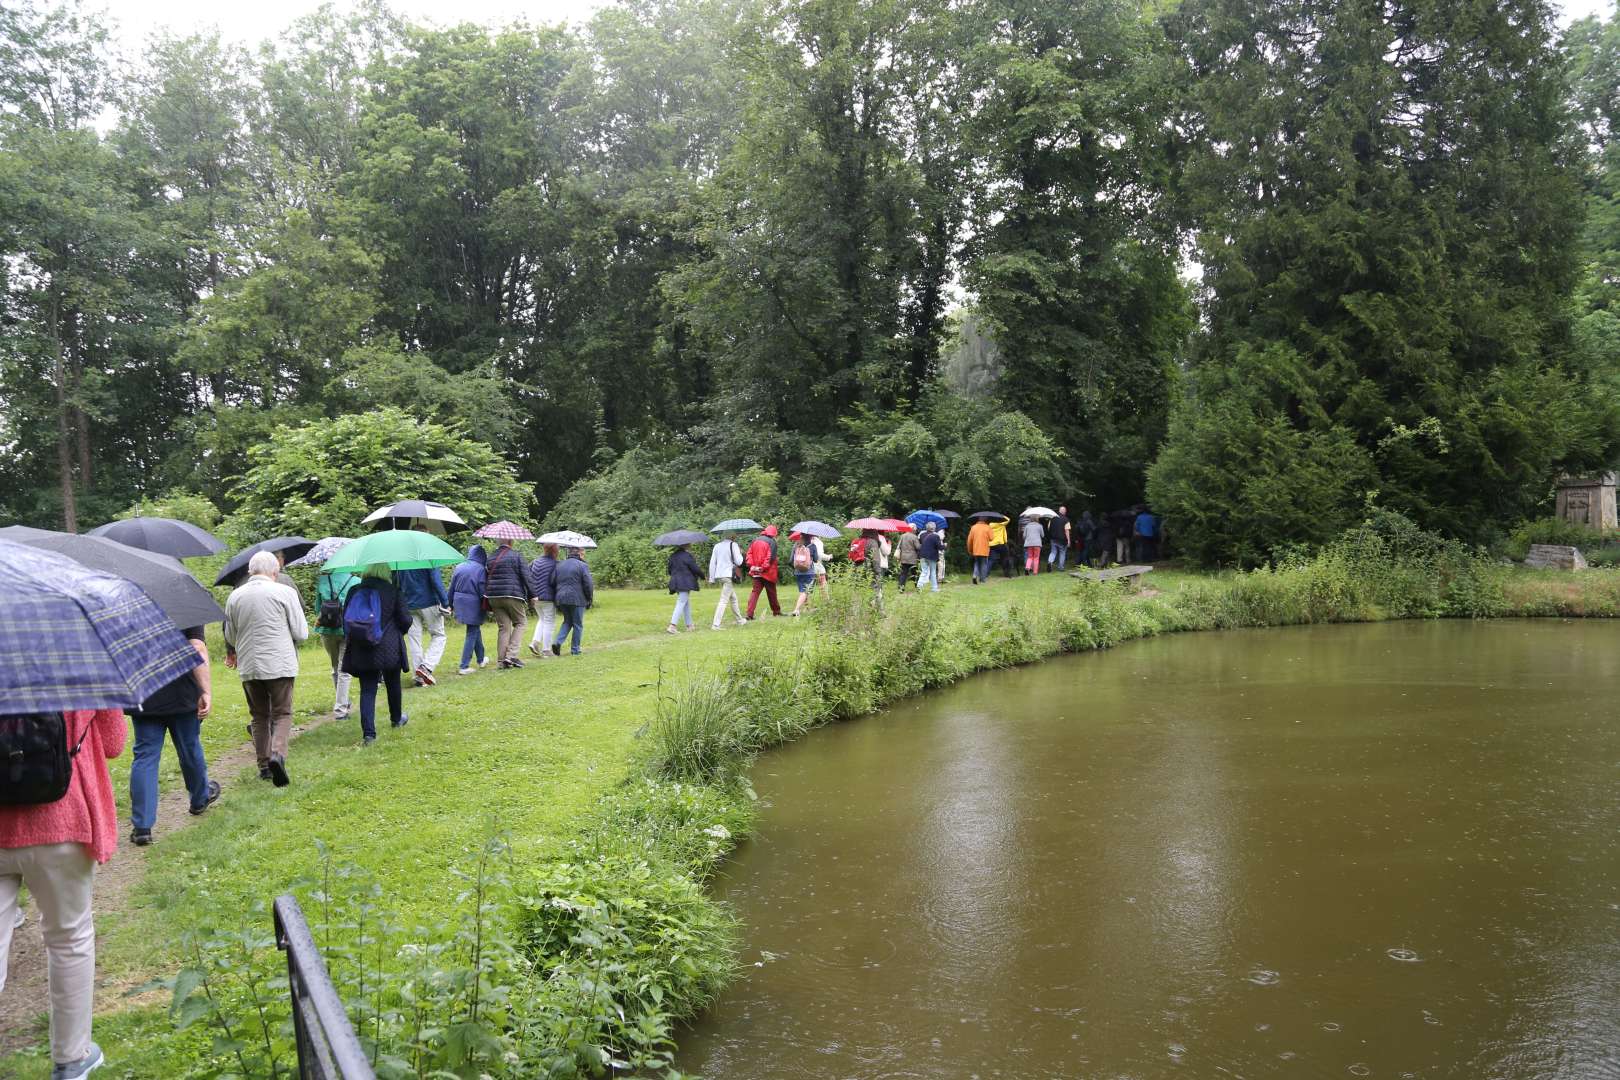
458, 666, 475, 675
479, 657, 491, 668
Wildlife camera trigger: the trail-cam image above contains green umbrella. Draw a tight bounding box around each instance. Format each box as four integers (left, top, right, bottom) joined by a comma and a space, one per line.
321, 531, 465, 574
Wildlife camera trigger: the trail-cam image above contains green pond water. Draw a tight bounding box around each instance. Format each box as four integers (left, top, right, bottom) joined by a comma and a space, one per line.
675, 620, 1620, 1078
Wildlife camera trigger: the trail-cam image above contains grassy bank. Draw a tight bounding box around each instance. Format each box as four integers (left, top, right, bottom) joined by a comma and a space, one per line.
4, 514, 1619, 1077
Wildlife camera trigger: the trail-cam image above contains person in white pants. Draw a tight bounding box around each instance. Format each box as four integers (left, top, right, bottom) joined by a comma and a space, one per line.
708, 536, 747, 629
0, 708, 127, 1079
527, 545, 560, 657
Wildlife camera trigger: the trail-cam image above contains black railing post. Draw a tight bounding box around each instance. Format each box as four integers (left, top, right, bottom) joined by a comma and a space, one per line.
273, 894, 377, 1080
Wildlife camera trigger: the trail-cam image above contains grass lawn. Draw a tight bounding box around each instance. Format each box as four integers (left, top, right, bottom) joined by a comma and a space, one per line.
7, 567, 1104, 1076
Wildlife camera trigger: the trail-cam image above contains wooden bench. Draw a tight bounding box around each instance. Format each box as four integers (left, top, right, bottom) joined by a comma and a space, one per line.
1069, 564, 1154, 588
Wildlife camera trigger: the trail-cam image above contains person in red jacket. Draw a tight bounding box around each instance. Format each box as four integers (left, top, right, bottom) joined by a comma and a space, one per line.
0, 708, 126, 1079
745, 525, 783, 619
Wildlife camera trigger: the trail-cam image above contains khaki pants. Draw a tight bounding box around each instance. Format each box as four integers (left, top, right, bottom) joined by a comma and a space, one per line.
712, 580, 745, 627
490, 596, 528, 662
0, 842, 96, 1064
243, 676, 294, 768
320, 634, 350, 713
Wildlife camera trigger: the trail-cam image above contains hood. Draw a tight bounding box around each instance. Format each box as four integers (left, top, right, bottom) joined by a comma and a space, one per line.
762, 525, 779, 538
466, 544, 488, 565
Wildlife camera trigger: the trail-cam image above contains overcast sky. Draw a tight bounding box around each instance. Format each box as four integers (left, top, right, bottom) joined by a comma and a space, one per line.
103, 0, 1617, 52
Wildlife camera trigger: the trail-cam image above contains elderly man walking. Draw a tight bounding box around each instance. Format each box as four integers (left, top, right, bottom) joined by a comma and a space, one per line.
223, 551, 308, 787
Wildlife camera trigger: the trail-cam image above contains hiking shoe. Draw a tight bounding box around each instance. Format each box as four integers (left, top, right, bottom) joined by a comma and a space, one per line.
391, 714, 409, 728
412, 675, 426, 687
458, 665, 475, 675
508, 658, 525, 668
334, 705, 349, 719
666, 625, 680, 635
362, 735, 376, 746
259, 766, 273, 781
551, 643, 561, 656
189, 780, 222, 816
129, 829, 153, 847
528, 641, 542, 656
267, 755, 290, 788
416, 666, 437, 686
50, 1042, 103, 1079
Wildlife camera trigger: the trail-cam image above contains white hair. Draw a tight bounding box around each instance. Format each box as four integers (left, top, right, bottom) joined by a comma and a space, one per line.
248, 551, 281, 578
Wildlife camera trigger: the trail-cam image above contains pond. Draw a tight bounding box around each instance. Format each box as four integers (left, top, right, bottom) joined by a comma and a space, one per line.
675, 621, 1620, 1079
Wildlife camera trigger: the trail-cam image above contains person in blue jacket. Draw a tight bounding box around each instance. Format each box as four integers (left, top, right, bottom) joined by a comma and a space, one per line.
448, 545, 489, 675
527, 544, 560, 657
396, 559, 449, 687
550, 548, 595, 655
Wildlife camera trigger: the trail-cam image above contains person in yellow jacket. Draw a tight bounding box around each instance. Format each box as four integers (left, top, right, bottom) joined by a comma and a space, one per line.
987, 517, 1012, 579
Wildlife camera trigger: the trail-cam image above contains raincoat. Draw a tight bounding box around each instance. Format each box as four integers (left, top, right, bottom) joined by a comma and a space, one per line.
449, 545, 488, 626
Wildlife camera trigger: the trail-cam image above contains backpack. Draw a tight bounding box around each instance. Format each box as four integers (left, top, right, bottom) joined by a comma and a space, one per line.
848, 537, 866, 563
793, 542, 813, 571
0, 712, 90, 806
344, 586, 385, 645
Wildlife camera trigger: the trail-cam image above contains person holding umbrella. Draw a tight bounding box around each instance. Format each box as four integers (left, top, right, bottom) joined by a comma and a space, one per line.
223, 551, 308, 787
665, 542, 703, 633
483, 538, 534, 668
449, 545, 490, 675
988, 515, 1012, 578
313, 568, 358, 718
551, 548, 595, 655
341, 563, 414, 742
1023, 515, 1046, 575
708, 532, 748, 630
744, 526, 783, 619
967, 516, 993, 583
527, 545, 561, 657
397, 556, 449, 687
918, 522, 944, 592
895, 525, 921, 592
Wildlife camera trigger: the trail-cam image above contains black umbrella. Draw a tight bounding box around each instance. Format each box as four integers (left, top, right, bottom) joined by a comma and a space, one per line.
654, 529, 710, 547
931, 509, 962, 520
12, 531, 224, 627
968, 510, 1008, 521
214, 537, 316, 587
88, 516, 225, 558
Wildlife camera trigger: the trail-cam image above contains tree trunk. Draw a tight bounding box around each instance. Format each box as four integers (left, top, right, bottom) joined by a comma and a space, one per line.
48, 289, 77, 532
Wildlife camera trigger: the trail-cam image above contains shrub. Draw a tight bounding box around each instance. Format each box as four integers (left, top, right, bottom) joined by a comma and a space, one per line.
593, 532, 679, 589
1506, 516, 1607, 560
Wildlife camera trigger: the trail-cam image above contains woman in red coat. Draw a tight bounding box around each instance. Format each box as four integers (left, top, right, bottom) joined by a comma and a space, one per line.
745, 525, 783, 619
0, 707, 126, 1078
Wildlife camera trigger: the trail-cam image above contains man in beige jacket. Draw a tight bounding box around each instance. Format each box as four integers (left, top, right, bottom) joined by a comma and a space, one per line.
223, 551, 309, 786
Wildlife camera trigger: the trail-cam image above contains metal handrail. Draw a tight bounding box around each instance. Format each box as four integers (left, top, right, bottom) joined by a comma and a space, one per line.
273, 894, 377, 1080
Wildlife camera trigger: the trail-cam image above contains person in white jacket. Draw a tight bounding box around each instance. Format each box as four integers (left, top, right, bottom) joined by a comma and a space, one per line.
708, 536, 748, 629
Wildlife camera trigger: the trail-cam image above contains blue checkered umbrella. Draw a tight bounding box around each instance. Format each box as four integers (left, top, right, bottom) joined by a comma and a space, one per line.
0, 540, 202, 714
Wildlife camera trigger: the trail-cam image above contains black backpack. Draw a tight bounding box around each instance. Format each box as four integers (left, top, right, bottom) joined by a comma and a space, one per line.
0, 712, 90, 806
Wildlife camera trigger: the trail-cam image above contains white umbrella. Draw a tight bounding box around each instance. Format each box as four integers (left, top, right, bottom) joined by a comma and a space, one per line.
536, 530, 597, 549
1021, 506, 1059, 519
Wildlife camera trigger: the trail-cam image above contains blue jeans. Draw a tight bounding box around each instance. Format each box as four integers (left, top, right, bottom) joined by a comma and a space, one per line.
1048, 542, 1068, 569
460, 624, 485, 668
972, 555, 990, 582
129, 711, 210, 830
357, 668, 403, 738
670, 592, 693, 627
918, 560, 939, 591
554, 604, 585, 653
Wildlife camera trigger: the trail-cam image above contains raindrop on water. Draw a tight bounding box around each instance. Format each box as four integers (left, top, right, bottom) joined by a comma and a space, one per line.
1386, 948, 1421, 962
1247, 969, 1281, 986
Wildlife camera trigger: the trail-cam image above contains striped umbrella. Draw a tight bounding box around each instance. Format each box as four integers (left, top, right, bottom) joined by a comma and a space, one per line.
363, 500, 466, 535
475, 521, 534, 541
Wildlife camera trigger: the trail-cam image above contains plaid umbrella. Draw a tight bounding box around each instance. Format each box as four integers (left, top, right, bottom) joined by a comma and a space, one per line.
474, 521, 534, 541
286, 536, 354, 569
711, 518, 763, 533
0, 540, 202, 713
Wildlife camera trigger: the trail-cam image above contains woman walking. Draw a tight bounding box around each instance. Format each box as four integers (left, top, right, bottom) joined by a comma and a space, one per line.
666, 543, 702, 633
448, 544, 489, 675
0, 708, 125, 1079
1022, 516, 1045, 575
551, 547, 595, 655
708, 533, 747, 629
789, 531, 824, 615
341, 563, 413, 743
483, 539, 533, 668
527, 544, 560, 657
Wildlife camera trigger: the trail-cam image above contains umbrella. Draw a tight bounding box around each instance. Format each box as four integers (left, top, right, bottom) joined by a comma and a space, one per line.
931, 509, 962, 520
906, 510, 948, 531
322, 531, 466, 574
654, 529, 709, 547
88, 517, 225, 559
790, 520, 841, 540
711, 518, 763, 533
1022, 506, 1059, 519
285, 536, 355, 569
878, 518, 912, 533
968, 511, 1008, 521
0, 540, 203, 713
214, 537, 316, 588
536, 530, 597, 550
11, 532, 224, 628
0, 525, 62, 542
474, 521, 534, 541
363, 500, 466, 535
846, 517, 900, 532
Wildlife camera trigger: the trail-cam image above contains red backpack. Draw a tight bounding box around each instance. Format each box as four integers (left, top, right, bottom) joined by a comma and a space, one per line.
848, 537, 866, 563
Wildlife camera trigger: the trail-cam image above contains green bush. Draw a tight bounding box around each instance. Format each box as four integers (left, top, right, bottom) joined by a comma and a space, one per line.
593, 532, 682, 589
1506, 516, 1607, 560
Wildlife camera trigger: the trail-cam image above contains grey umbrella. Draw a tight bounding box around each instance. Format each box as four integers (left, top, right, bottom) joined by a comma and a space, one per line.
0, 525, 63, 542
214, 536, 316, 587
10, 531, 224, 627
88, 516, 226, 558
654, 529, 710, 547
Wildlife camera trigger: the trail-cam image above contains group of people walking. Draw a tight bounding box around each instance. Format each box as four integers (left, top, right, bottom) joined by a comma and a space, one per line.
963, 506, 1159, 583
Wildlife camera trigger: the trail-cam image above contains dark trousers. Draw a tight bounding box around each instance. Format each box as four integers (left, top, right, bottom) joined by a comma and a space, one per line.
897, 563, 916, 591
243, 676, 294, 768
553, 604, 585, 653
747, 577, 781, 617
129, 711, 210, 830
357, 669, 403, 738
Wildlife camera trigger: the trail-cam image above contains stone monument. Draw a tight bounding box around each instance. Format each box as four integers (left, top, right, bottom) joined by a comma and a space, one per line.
1555, 473, 1617, 531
